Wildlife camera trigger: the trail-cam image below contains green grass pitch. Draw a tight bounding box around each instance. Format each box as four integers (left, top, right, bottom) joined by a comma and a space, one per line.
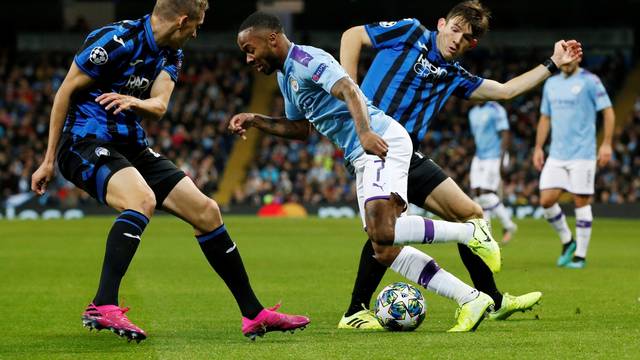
1, 216, 639, 359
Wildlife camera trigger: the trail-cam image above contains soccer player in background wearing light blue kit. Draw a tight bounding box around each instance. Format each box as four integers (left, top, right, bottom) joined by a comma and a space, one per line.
468, 101, 517, 243
230, 12, 505, 332
534, 58, 615, 269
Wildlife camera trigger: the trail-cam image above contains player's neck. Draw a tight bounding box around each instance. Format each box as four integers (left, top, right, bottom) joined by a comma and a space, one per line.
276, 37, 293, 71
149, 14, 175, 48
562, 67, 580, 78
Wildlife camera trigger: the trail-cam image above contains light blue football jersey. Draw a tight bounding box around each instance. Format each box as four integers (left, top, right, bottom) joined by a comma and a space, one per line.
277, 43, 391, 161
468, 101, 509, 160
540, 68, 612, 160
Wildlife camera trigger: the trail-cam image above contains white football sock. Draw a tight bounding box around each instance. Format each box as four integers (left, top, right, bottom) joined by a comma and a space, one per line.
393, 216, 474, 245
479, 193, 514, 230
389, 246, 478, 306
543, 203, 572, 244
474, 196, 492, 222
574, 205, 593, 259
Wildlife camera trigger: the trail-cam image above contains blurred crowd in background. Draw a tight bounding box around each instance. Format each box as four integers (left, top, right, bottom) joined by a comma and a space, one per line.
231, 48, 640, 207
0, 49, 251, 206
1, 46, 638, 208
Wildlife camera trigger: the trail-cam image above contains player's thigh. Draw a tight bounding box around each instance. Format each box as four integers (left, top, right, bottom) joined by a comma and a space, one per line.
424, 177, 482, 221
105, 167, 156, 216
539, 188, 564, 207
131, 148, 187, 209
161, 176, 223, 233
406, 153, 448, 208
56, 135, 146, 208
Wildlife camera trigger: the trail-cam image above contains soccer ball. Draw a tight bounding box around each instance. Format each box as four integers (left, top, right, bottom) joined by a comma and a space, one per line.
374, 282, 426, 331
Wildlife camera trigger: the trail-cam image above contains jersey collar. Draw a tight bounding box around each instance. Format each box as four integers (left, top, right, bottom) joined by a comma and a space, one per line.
143, 14, 159, 53
429, 31, 447, 65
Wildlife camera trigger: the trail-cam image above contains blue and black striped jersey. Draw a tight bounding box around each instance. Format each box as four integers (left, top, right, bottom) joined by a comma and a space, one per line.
64, 14, 183, 148
362, 18, 483, 148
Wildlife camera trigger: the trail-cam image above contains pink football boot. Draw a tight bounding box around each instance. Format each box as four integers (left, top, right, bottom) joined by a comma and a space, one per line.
241, 304, 310, 340
82, 303, 147, 343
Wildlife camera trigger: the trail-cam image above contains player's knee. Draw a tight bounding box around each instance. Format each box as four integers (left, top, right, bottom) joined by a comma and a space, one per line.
138, 189, 157, 217
199, 198, 223, 226
366, 223, 395, 246
371, 243, 397, 266
540, 196, 556, 209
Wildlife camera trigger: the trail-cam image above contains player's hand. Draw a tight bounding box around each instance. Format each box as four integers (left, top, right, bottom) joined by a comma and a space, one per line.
533, 147, 545, 171
31, 161, 55, 195
360, 131, 388, 160
597, 143, 613, 167
550, 39, 583, 67
96, 93, 141, 115
228, 113, 256, 140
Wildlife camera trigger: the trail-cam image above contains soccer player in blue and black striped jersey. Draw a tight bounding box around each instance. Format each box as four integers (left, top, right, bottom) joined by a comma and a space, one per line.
338, 0, 582, 327
31, 0, 308, 342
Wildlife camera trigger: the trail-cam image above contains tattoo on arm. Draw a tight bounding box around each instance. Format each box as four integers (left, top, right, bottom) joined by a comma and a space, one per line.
253, 114, 310, 140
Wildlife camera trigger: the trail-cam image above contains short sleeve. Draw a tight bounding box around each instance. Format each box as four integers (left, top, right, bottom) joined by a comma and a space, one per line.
452, 63, 484, 99
162, 49, 183, 82
540, 82, 551, 116
588, 74, 612, 111
302, 54, 349, 95
364, 18, 420, 50
494, 104, 510, 131
74, 28, 130, 79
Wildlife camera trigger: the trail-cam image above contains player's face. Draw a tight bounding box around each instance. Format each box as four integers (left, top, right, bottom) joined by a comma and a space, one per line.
237, 28, 280, 75
560, 58, 580, 75
436, 17, 476, 61
173, 12, 205, 49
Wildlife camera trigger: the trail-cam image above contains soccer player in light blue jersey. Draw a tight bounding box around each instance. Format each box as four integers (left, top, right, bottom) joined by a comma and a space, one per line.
230, 11, 506, 332
534, 58, 615, 269
468, 101, 517, 242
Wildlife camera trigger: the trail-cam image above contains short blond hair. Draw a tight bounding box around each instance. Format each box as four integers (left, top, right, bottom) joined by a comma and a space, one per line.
153, 0, 209, 20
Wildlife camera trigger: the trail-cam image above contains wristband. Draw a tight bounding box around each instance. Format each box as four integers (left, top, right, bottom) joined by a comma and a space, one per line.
543, 58, 558, 73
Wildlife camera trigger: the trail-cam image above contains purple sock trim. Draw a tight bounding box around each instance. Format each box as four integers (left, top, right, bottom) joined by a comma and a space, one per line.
576, 220, 592, 228
423, 218, 434, 244
483, 202, 500, 211
364, 195, 390, 206
547, 212, 564, 223
417, 260, 441, 288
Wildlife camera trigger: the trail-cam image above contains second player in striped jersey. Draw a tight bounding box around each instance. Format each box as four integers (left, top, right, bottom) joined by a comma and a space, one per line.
338, 0, 582, 327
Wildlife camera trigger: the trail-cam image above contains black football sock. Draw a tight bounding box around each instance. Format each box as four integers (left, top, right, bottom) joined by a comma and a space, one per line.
345, 239, 388, 317
197, 224, 263, 319
562, 239, 576, 253
457, 243, 503, 309
93, 209, 148, 306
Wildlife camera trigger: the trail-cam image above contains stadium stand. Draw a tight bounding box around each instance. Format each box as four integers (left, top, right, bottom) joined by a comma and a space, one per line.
0, 49, 252, 206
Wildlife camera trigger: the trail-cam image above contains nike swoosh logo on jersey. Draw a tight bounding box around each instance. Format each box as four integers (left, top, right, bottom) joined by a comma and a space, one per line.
113, 35, 125, 47
123, 233, 141, 240
129, 59, 144, 66
225, 242, 237, 254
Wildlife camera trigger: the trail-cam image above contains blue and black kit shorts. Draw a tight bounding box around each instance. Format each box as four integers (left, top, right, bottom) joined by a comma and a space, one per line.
57, 134, 186, 208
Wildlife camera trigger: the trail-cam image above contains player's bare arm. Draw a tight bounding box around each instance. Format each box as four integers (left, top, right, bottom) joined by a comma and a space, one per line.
31, 62, 94, 195
340, 26, 372, 82
470, 40, 583, 101
330, 77, 388, 159
228, 113, 311, 141
96, 70, 175, 120
533, 114, 551, 171
598, 107, 615, 167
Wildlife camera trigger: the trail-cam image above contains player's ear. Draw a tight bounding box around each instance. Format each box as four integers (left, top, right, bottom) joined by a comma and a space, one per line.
177, 15, 189, 29
437, 18, 446, 31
